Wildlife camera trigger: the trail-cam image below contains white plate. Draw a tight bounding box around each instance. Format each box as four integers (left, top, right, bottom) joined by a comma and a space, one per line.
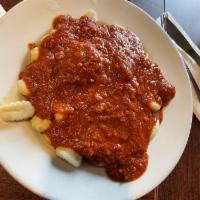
0, 0, 192, 199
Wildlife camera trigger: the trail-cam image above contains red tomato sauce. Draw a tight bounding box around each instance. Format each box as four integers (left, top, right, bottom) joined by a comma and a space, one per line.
19, 15, 175, 182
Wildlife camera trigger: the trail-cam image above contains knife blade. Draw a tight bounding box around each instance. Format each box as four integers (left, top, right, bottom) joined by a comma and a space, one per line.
164, 12, 200, 66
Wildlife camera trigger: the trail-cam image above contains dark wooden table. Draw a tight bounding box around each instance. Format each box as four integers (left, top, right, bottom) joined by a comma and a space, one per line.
0, 0, 199, 199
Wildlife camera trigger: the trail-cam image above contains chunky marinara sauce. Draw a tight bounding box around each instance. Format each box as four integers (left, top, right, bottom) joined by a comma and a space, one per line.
19, 15, 175, 182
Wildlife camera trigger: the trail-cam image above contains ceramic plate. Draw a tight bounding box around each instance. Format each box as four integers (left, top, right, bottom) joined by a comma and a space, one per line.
0, 0, 192, 199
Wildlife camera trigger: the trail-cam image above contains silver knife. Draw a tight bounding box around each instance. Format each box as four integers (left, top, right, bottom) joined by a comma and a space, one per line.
163, 12, 200, 66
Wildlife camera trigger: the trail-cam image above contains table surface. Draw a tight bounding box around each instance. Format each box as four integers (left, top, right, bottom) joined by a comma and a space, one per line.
0, 0, 199, 199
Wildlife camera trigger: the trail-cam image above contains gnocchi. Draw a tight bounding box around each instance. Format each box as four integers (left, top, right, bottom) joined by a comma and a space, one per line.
149, 101, 161, 112
31, 116, 51, 133
0, 101, 35, 122
17, 79, 30, 96
84, 9, 97, 20
42, 134, 51, 145
54, 113, 64, 121
150, 120, 160, 140
56, 147, 82, 167
30, 47, 39, 62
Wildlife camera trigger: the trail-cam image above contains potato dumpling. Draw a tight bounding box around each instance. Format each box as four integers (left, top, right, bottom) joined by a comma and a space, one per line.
0, 101, 35, 122
56, 147, 82, 167
42, 134, 51, 145
31, 116, 51, 133
30, 47, 39, 62
150, 120, 160, 140
17, 79, 30, 96
40, 29, 56, 41
54, 113, 64, 121
84, 9, 97, 20
149, 101, 161, 111
40, 34, 50, 41
49, 29, 56, 34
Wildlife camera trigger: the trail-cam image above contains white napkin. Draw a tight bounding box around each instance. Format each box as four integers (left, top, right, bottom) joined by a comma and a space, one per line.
0, 5, 199, 120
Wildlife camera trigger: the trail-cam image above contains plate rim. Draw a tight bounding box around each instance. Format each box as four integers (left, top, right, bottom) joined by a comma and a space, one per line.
0, 0, 193, 199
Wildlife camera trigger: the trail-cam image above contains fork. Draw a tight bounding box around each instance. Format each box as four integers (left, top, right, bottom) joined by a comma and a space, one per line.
160, 12, 168, 31
160, 12, 200, 99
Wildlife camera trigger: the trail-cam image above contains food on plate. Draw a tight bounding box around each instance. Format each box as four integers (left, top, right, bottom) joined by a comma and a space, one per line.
150, 120, 160, 140
0, 12, 175, 182
17, 79, 30, 96
148, 101, 161, 112
42, 134, 51, 145
30, 47, 39, 62
84, 9, 97, 19
31, 116, 51, 133
56, 147, 82, 167
0, 101, 34, 122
